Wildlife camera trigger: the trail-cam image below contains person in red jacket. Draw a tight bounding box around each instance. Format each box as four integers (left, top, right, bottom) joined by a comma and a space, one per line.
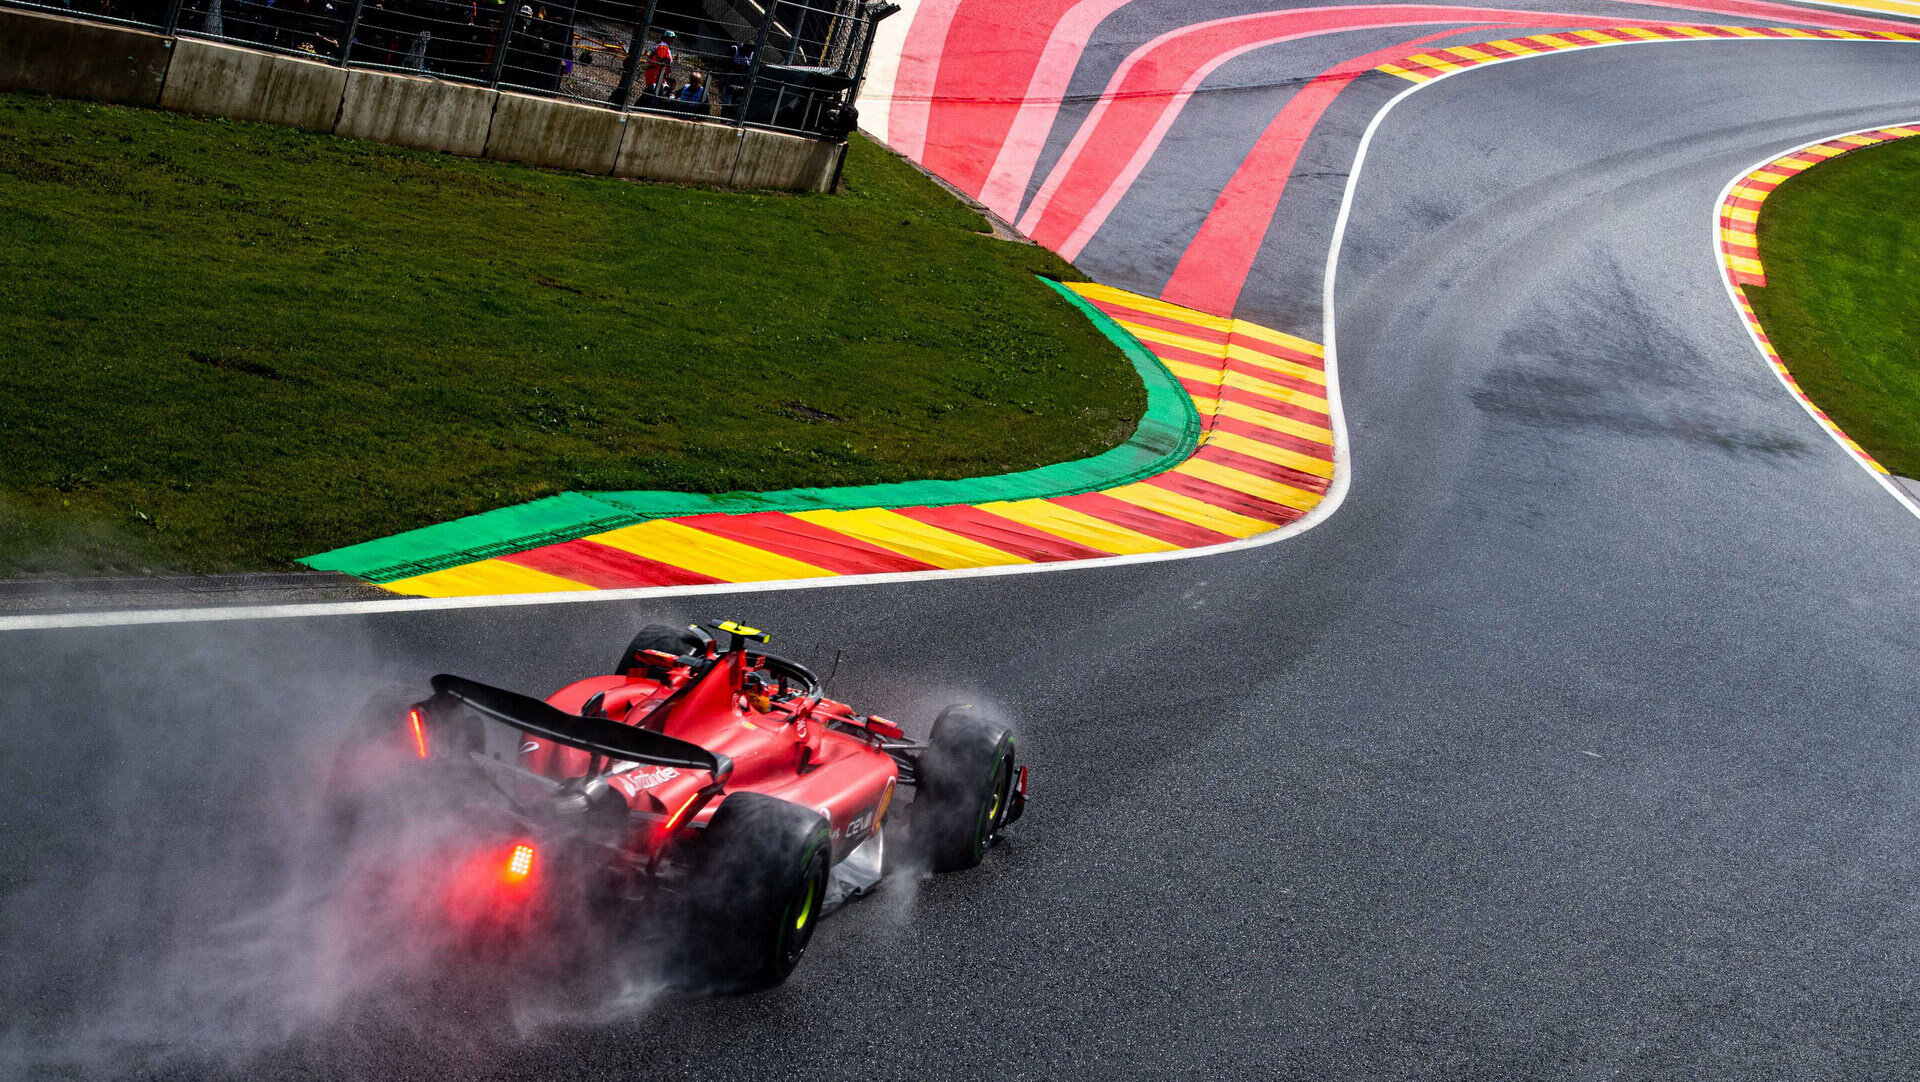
643, 29, 675, 96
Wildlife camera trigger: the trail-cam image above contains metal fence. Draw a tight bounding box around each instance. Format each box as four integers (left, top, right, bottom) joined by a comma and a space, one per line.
6, 0, 896, 139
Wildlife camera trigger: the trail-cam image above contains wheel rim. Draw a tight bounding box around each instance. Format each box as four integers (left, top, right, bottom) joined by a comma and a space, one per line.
974, 755, 1013, 856
793, 877, 816, 931
778, 856, 825, 971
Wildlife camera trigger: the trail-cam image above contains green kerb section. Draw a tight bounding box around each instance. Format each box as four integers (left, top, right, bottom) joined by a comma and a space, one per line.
301, 279, 1202, 584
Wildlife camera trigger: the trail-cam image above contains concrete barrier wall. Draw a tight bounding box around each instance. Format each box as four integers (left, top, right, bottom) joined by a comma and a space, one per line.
0, 6, 842, 192
335, 69, 494, 156
731, 127, 842, 192
616, 114, 743, 186
484, 91, 623, 175
161, 38, 346, 130
0, 8, 170, 104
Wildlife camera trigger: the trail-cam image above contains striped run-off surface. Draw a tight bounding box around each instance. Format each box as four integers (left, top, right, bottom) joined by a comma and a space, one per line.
1718, 125, 1920, 477
381, 283, 1336, 597
1376, 25, 1920, 81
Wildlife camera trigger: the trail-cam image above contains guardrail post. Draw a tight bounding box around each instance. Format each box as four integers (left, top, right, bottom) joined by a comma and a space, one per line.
486, 1, 520, 87
611, 0, 658, 109
338, 0, 366, 65
846, 3, 883, 105
162, 0, 186, 35
737, 0, 776, 128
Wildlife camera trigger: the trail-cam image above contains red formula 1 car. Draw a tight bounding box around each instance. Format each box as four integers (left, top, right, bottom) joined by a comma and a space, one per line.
333, 621, 1024, 992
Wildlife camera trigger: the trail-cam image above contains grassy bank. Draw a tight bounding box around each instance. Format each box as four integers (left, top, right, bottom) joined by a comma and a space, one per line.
0, 93, 1139, 576
1749, 137, 1920, 478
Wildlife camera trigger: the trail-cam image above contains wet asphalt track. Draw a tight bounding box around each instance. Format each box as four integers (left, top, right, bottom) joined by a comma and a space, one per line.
7, 35, 1920, 1082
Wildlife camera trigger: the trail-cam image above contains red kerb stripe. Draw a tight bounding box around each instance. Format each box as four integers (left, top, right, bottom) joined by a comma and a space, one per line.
1188, 445, 1331, 493
499, 539, 724, 588
893, 505, 1112, 560
1144, 473, 1306, 524
1209, 416, 1336, 460
677, 512, 940, 574
1049, 491, 1239, 546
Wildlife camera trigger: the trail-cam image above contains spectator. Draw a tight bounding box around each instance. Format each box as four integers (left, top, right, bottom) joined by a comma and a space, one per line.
722, 42, 752, 106
508, 4, 568, 93
643, 28, 674, 96
403, 27, 430, 70
676, 73, 706, 104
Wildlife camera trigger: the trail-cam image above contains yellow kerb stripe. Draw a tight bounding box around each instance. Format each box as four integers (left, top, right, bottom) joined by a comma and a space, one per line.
1175, 459, 1323, 511
977, 499, 1180, 555
1166, 357, 1328, 410
389, 559, 595, 597
1405, 52, 1465, 71
1379, 64, 1430, 81
1228, 319, 1324, 358
1215, 399, 1337, 443
789, 508, 1029, 568
1116, 321, 1230, 361
1227, 343, 1327, 385
1205, 430, 1336, 479
1100, 483, 1276, 539
590, 519, 834, 582
1222, 368, 1330, 411
1067, 283, 1232, 333
1160, 357, 1228, 393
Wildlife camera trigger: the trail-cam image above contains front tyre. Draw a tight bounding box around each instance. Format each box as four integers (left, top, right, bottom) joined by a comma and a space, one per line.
615, 623, 708, 676
914, 707, 1016, 872
682, 793, 831, 993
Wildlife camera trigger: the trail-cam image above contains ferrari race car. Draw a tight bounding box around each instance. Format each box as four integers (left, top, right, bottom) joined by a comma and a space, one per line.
328, 621, 1025, 992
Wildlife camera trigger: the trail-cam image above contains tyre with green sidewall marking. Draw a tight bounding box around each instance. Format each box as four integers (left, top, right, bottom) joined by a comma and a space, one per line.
915, 707, 1016, 872
681, 792, 831, 993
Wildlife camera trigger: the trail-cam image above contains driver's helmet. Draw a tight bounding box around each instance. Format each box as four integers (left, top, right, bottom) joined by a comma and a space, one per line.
742, 670, 776, 712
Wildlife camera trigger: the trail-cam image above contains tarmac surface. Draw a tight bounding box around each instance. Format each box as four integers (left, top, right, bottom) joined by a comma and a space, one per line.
5, 33, 1920, 1082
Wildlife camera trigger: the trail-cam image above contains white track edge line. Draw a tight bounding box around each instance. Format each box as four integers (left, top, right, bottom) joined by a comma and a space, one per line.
1711, 126, 1920, 520
8, 34, 1911, 634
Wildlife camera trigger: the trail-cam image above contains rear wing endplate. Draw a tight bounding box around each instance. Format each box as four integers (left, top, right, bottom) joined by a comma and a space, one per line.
427, 673, 732, 782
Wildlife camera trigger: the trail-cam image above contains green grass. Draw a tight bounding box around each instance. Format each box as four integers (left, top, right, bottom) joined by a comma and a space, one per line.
0, 93, 1139, 576
1748, 137, 1920, 479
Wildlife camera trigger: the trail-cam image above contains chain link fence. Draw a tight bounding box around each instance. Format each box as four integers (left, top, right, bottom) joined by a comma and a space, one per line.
5, 0, 893, 139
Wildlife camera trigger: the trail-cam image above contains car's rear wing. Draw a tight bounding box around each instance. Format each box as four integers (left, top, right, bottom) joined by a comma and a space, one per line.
426, 673, 733, 783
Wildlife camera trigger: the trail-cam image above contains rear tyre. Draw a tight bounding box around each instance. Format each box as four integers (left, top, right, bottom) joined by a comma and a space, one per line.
913, 707, 1015, 873
615, 624, 707, 676
681, 793, 831, 993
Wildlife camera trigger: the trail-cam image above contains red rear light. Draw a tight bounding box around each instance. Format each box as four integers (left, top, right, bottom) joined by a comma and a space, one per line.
407, 708, 429, 759
661, 792, 702, 834
504, 844, 535, 882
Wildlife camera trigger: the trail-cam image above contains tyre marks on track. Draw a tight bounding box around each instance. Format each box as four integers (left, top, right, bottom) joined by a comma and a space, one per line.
878, 0, 1920, 320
